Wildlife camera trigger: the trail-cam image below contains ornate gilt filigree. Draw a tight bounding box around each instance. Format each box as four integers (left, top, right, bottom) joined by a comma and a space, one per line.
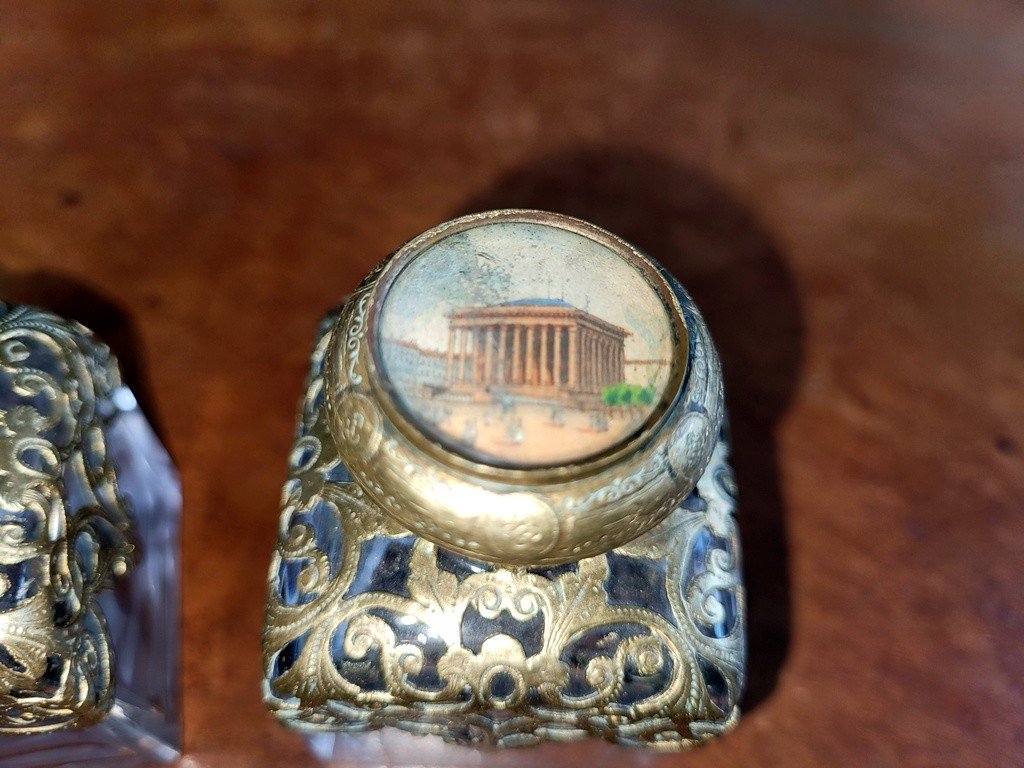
263, 311, 745, 749
0, 303, 133, 733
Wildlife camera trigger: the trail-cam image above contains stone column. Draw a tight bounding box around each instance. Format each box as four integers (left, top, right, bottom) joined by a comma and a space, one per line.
553, 325, 563, 386
526, 325, 536, 384
580, 330, 588, 390
519, 326, 528, 384
473, 327, 483, 384
568, 325, 579, 389
498, 324, 508, 384
539, 324, 549, 385
483, 325, 494, 384
583, 330, 591, 391
511, 324, 521, 384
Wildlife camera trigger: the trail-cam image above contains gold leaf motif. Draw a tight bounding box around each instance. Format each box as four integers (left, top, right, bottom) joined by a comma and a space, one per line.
407, 541, 459, 612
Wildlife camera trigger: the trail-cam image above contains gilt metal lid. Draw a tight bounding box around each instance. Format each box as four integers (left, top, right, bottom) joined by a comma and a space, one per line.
325, 210, 723, 565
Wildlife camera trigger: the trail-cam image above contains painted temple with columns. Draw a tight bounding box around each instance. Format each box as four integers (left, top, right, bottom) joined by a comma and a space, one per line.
443, 298, 628, 405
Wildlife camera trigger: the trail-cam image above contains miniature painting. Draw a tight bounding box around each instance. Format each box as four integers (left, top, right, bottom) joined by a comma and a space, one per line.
378, 220, 675, 466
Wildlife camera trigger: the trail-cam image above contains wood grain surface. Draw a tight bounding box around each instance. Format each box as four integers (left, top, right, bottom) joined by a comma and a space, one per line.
1, 2, 1022, 766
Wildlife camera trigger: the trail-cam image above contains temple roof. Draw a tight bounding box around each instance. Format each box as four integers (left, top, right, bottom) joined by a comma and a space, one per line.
451, 298, 630, 338
495, 298, 575, 308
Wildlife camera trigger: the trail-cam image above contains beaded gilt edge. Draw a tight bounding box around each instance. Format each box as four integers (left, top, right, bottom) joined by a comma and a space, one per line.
263, 315, 745, 749
0, 304, 133, 733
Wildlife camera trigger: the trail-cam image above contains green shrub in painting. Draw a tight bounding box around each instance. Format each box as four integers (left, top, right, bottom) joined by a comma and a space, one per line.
637, 385, 656, 406
601, 383, 657, 412
601, 384, 621, 408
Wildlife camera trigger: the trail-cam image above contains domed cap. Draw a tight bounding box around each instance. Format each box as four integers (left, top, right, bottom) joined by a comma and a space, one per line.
326, 210, 723, 565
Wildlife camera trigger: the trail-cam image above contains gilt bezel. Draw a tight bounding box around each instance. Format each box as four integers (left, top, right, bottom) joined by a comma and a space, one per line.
325, 210, 724, 565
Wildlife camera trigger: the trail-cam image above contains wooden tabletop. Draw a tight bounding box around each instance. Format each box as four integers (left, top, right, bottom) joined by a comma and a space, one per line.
2, 2, 1022, 766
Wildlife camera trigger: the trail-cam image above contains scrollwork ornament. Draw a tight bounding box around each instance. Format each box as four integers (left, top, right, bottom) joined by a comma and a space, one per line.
0, 303, 133, 733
